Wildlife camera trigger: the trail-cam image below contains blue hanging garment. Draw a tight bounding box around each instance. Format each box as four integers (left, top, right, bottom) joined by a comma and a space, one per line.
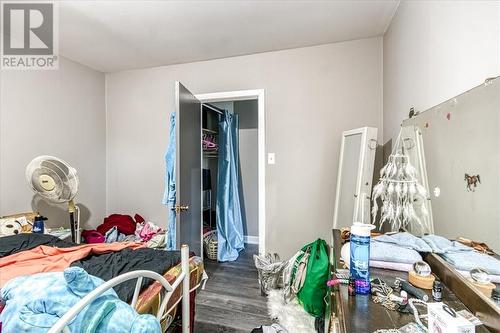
163, 113, 176, 250
216, 111, 245, 262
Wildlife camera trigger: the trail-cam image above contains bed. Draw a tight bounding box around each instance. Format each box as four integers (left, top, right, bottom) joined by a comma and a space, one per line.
0, 233, 205, 333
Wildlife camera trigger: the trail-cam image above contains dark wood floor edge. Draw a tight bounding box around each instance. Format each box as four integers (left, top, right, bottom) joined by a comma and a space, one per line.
424, 253, 500, 333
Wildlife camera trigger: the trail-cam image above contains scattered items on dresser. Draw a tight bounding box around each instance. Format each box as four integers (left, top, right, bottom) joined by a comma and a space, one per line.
371, 129, 430, 232
464, 173, 481, 192
412, 261, 432, 277
432, 280, 442, 302
326, 269, 350, 287
349, 223, 375, 295
408, 261, 435, 290
370, 278, 399, 311
456, 309, 482, 326
348, 276, 356, 296
394, 278, 429, 302
468, 267, 495, 297
428, 302, 475, 333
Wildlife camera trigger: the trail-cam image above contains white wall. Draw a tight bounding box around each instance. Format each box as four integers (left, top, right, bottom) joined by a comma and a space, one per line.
0, 57, 106, 229
383, 0, 500, 143
106, 38, 383, 258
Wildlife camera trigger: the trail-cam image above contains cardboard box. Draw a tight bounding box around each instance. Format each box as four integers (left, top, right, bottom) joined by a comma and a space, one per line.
428, 302, 475, 333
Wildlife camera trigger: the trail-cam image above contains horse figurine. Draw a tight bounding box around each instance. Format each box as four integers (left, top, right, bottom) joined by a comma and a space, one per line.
464, 174, 481, 192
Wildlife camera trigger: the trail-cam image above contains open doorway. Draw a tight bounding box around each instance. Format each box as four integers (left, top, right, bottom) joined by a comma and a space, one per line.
196, 90, 266, 257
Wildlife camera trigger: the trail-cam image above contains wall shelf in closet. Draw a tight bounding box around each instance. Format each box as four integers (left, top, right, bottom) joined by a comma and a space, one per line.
203, 152, 218, 158
202, 128, 218, 134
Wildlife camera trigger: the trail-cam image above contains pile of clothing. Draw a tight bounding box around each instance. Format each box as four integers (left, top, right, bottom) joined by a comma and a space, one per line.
0, 267, 161, 332
82, 214, 165, 248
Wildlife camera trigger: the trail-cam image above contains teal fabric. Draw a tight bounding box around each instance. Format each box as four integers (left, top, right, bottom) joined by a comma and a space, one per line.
373, 232, 433, 252
0, 267, 161, 333
216, 110, 245, 262
163, 112, 177, 250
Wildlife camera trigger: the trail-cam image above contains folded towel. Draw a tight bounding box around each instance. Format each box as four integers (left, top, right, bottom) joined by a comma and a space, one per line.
341, 242, 422, 266
370, 240, 422, 264
441, 251, 500, 275
372, 232, 433, 252
421, 234, 472, 254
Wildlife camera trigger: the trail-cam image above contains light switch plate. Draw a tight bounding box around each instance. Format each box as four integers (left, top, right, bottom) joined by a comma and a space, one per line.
267, 153, 275, 165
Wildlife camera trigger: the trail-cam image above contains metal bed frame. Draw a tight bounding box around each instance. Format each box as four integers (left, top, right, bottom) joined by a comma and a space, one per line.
48, 244, 191, 333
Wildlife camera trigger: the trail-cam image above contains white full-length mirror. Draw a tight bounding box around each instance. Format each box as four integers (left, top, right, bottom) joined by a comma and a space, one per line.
333, 127, 378, 229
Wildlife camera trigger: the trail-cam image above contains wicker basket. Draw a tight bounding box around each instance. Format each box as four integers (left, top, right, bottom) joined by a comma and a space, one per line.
203, 230, 218, 260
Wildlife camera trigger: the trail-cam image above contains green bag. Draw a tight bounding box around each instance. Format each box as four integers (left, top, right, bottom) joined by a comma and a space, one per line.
292, 238, 329, 317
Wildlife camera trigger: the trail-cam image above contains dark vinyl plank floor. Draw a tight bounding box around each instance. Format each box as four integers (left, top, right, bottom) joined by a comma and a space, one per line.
194, 244, 271, 332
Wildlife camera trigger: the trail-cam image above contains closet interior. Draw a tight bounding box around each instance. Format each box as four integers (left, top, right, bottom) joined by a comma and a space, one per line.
200, 100, 259, 262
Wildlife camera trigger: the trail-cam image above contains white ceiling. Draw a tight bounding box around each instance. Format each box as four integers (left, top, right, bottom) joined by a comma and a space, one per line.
59, 1, 399, 73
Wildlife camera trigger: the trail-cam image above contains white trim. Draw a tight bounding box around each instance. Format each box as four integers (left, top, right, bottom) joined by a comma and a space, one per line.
244, 235, 259, 245
196, 89, 266, 255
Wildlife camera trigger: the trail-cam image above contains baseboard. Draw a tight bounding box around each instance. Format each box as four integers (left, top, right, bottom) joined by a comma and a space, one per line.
244, 235, 259, 245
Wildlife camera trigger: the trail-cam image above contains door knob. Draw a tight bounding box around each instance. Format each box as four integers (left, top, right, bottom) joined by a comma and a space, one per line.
171, 204, 189, 213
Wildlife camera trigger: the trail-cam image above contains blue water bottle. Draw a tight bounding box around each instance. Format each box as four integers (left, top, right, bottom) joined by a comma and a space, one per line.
350, 222, 375, 295
33, 214, 46, 234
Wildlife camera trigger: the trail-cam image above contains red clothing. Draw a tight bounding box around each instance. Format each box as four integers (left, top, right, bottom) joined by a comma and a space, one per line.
96, 214, 144, 235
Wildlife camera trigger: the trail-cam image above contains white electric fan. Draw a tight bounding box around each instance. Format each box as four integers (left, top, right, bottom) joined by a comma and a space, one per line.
26, 155, 80, 243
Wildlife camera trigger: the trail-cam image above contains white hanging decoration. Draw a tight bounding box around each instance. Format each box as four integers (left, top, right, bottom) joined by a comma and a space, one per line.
371, 129, 430, 232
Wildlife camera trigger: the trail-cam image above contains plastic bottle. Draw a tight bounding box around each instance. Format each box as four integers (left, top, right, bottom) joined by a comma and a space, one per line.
349, 222, 375, 295
33, 214, 45, 234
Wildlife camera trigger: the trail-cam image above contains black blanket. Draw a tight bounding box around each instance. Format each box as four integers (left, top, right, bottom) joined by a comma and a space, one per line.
71, 248, 181, 302
1, 234, 182, 302
0, 233, 76, 257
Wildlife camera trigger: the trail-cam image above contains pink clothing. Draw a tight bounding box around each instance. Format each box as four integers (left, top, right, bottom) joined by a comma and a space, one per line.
0, 242, 143, 287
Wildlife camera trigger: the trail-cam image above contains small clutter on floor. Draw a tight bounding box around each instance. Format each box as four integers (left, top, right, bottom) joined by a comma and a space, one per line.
254, 239, 329, 333
203, 229, 218, 260
251, 323, 288, 333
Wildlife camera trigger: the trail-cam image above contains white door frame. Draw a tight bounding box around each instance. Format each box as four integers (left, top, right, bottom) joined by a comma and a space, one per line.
195, 89, 266, 254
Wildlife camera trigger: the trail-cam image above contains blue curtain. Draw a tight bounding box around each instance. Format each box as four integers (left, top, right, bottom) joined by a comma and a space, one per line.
216, 111, 245, 261
163, 113, 176, 250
